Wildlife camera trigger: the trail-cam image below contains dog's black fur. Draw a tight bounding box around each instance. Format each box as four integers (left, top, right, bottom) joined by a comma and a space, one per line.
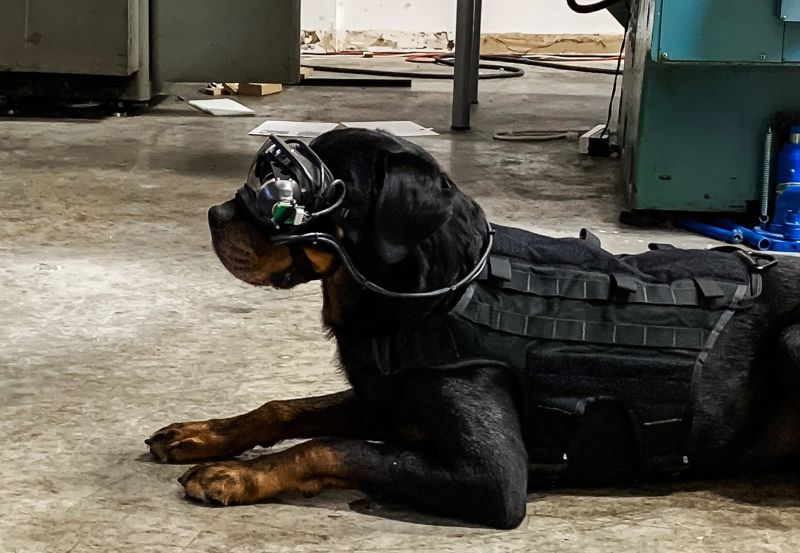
150, 129, 800, 529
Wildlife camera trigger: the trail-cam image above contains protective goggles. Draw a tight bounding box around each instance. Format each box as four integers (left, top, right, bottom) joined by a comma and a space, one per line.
236, 135, 345, 233
234, 134, 494, 299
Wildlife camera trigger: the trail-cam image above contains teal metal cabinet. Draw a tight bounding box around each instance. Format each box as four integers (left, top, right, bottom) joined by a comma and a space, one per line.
783, 25, 800, 61
620, 0, 800, 212
782, 0, 800, 22
655, 0, 784, 63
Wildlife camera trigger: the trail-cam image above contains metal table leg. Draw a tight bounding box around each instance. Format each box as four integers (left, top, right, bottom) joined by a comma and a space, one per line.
451, 0, 476, 130
469, 0, 483, 105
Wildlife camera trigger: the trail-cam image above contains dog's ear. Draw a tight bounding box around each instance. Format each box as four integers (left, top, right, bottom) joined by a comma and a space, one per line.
372, 151, 452, 264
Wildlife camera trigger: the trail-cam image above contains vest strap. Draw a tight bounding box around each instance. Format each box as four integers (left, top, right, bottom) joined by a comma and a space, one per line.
579, 228, 602, 248
479, 256, 744, 307
455, 297, 709, 350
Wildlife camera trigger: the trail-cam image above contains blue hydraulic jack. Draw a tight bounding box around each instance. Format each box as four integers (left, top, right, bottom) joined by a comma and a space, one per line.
681, 126, 800, 253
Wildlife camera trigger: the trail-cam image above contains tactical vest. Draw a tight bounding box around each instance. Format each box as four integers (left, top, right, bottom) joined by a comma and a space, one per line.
342, 225, 772, 480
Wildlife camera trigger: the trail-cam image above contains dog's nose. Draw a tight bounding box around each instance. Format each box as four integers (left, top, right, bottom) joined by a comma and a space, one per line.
208, 201, 236, 230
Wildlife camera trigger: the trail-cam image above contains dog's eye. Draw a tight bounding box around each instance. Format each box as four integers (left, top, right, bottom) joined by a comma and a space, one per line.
441, 176, 452, 190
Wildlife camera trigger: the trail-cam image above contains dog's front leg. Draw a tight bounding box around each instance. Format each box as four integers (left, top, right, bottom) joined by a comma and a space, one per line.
146, 390, 374, 463
179, 437, 527, 528
178, 371, 529, 529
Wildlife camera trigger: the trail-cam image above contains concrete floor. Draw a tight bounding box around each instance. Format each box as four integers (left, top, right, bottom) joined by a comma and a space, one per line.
3, 59, 800, 552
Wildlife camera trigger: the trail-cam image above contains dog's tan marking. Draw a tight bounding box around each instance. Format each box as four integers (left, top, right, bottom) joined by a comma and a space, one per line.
146, 420, 240, 463
301, 246, 338, 275
211, 216, 298, 287
179, 441, 353, 505
147, 391, 362, 463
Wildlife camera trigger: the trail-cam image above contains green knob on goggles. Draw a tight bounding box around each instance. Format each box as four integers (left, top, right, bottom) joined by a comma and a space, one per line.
271, 200, 307, 226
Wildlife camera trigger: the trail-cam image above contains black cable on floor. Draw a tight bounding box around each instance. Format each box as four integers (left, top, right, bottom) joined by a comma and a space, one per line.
480, 54, 622, 76
492, 129, 586, 142
602, 20, 629, 137
300, 59, 524, 80
302, 51, 624, 81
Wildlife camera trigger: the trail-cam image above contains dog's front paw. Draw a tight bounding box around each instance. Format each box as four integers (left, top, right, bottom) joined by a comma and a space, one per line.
145, 420, 243, 463
178, 461, 266, 505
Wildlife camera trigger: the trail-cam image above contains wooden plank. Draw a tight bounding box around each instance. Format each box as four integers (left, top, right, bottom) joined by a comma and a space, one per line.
199, 86, 223, 96
237, 83, 283, 96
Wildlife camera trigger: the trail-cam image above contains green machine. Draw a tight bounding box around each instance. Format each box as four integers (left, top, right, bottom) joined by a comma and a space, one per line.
620, 0, 800, 213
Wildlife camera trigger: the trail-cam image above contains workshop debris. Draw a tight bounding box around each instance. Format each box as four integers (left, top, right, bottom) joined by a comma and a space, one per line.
248, 120, 440, 138
201, 82, 283, 97
189, 98, 255, 116
222, 82, 239, 95
341, 121, 438, 136
199, 83, 224, 96
300, 67, 314, 81
237, 83, 283, 96
248, 120, 339, 138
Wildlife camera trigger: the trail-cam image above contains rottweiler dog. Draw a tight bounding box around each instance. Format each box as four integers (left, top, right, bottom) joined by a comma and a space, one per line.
147, 129, 800, 529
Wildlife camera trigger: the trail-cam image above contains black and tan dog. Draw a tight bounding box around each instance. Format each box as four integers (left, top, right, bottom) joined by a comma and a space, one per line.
147, 129, 800, 529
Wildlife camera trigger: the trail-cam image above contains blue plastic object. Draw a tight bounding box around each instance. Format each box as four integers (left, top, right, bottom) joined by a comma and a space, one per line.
716, 220, 771, 251
776, 126, 800, 184
677, 220, 743, 244
678, 128, 800, 252
745, 126, 800, 251
769, 127, 800, 237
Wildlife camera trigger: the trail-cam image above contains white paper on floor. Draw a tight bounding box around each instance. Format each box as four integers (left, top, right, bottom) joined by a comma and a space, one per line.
341, 121, 439, 136
249, 120, 340, 138
188, 98, 255, 116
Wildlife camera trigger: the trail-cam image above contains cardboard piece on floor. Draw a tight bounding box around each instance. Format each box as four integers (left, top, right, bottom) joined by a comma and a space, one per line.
222, 82, 240, 95
249, 120, 339, 138
341, 121, 438, 136
199, 86, 224, 96
188, 98, 255, 116
238, 83, 282, 96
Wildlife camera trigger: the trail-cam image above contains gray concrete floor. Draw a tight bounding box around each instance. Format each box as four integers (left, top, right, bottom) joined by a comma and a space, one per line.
2, 58, 800, 552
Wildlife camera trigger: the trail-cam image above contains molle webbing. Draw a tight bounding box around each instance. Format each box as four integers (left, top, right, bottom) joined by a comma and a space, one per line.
479, 256, 736, 307
453, 255, 753, 351
456, 295, 710, 350
342, 231, 768, 479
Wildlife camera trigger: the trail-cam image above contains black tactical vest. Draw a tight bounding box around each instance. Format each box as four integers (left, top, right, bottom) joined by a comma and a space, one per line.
342, 225, 772, 479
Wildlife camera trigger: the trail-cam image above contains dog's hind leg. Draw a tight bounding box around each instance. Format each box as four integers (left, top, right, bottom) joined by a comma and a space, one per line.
146, 389, 377, 463
777, 323, 800, 403
742, 323, 800, 464
178, 370, 529, 529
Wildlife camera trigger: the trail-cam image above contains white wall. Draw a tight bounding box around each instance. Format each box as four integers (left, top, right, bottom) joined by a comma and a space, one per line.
301, 0, 336, 32
480, 0, 621, 34
337, 0, 459, 33
301, 0, 621, 34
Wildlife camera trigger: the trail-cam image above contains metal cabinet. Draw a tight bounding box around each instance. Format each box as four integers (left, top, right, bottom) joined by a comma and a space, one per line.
621, 0, 800, 213
0, 0, 300, 102
0, 0, 141, 75
655, 0, 784, 63
151, 0, 299, 85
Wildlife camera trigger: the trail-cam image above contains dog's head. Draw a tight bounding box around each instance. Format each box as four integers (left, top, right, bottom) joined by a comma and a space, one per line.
208, 129, 486, 316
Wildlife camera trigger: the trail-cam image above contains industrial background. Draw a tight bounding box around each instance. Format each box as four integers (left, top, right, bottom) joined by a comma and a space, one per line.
3, 0, 800, 551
